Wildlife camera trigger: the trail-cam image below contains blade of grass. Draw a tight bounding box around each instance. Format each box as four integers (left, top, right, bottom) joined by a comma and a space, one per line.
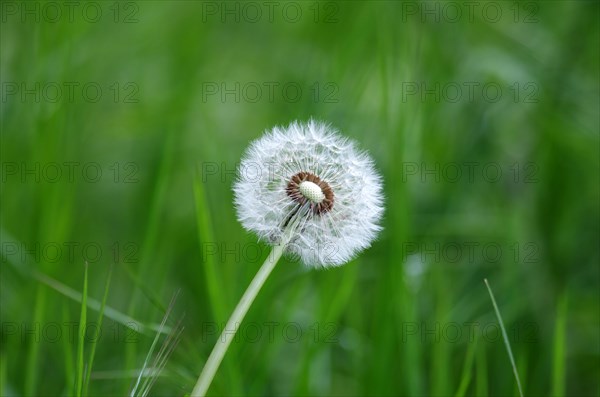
193, 170, 227, 322
483, 278, 523, 397
515, 349, 529, 397
476, 340, 488, 397
130, 291, 182, 397
62, 304, 75, 396
138, 311, 184, 396
254, 273, 310, 396
90, 368, 175, 380
121, 262, 168, 314
0, 230, 169, 335
125, 130, 177, 392
33, 270, 169, 335
139, 315, 185, 397
399, 281, 424, 397
551, 291, 568, 397
455, 336, 478, 397
83, 264, 114, 396
293, 264, 358, 395
130, 291, 179, 397
75, 262, 89, 397
24, 285, 46, 396
128, 131, 177, 309
432, 268, 451, 396
0, 352, 6, 396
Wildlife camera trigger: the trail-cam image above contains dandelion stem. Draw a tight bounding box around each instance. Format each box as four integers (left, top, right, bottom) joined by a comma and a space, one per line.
191, 233, 291, 396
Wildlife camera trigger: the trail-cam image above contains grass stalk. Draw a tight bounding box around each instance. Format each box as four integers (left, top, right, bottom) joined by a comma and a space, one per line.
0, 352, 6, 396
83, 264, 114, 396
455, 336, 478, 397
62, 305, 75, 396
24, 286, 46, 396
75, 263, 89, 397
551, 291, 568, 397
130, 291, 181, 397
484, 278, 524, 397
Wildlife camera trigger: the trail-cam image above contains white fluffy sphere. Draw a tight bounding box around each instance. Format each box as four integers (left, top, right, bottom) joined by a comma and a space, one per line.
233, 120, 384, 268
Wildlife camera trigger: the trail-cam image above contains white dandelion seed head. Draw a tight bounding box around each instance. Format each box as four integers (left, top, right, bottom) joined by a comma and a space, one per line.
233, 119, 384, 268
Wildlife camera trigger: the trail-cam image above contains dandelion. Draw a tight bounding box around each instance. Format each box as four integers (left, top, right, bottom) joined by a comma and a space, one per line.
191, 120, 384, 396
234, 119, 384, 267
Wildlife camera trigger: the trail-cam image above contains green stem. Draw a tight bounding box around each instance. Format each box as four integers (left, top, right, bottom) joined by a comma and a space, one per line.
484, 278, 523, 397
191, 238, 289, 396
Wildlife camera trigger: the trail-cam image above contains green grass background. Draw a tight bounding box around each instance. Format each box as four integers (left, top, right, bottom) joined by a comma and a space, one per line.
1, 1, 599, 396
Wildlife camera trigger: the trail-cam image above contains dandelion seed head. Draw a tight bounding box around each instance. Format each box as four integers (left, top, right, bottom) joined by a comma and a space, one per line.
233, 119, 384, 268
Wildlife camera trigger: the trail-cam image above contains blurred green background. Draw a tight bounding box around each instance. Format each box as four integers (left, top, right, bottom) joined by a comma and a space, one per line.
1, 1, 599, 396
